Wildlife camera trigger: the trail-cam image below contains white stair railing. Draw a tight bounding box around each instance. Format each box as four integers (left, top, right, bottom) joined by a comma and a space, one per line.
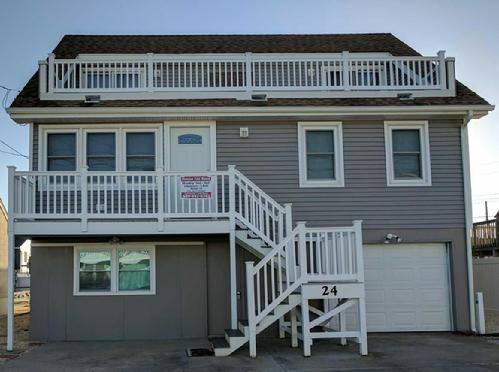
244, 221, 364, 357
234, 170, 292, 248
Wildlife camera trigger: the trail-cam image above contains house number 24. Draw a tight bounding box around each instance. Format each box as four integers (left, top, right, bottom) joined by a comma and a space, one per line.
321, 285, 338, 296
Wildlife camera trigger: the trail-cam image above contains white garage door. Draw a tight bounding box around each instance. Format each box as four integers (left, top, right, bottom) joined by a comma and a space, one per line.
364, 243, 452, 332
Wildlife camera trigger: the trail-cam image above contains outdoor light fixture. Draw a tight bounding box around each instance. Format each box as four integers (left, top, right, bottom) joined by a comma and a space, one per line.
384, 233, 402, 244
397, 93, 413, 101
84, 95, 101, 105
109, 236, 123, 245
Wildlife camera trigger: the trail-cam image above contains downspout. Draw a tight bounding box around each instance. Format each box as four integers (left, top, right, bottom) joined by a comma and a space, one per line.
461, 110, 476, 333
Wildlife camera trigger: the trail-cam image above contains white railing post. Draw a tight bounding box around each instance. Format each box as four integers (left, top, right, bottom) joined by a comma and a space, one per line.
353, 220, 364, 283
245, 261, 257, 357
284, 202, 294, 279
38, 60, 48, 97
297, 221, 307, 281
47, 53, 55, 93
147, 53, 154, 92
438, 50, 447, 90
6, 166, 16, 351
342, 51, 350, 91
245, 52, 253, 95
156, 167, 164, 231
228, 165, 238, 329
446, 57, 456, 95
80, 167, 88, 232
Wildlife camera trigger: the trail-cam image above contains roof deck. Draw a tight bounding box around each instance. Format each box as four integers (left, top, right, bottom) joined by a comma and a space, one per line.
38, 51, 456, 101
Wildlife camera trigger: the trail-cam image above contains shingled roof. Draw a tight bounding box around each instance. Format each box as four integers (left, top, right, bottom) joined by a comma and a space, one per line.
10, 33, 490, 108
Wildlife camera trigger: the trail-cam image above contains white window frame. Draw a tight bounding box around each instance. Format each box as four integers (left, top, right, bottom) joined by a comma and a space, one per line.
73, 243, 156, 296
83, 129, 119, 172
39, 124, 163, 172
122, 128, 162, 172
298, 121, 344, 188
384, 120, 432, 187
41, 128, 80, 171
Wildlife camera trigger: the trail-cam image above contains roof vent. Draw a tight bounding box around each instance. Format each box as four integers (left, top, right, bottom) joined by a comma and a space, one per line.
397, 93, 413, 101
84, 95, 101, 105
251, 94, 267, 102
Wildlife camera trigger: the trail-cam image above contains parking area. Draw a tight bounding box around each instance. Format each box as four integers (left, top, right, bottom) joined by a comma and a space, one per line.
1, 332, 499, 371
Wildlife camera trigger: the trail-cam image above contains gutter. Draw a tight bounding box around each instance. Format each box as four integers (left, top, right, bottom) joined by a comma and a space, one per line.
461, 109, 476, 333
6, 104, 495, 123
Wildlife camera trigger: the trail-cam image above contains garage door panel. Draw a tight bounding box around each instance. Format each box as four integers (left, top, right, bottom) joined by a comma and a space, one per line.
364, 243, 451, 332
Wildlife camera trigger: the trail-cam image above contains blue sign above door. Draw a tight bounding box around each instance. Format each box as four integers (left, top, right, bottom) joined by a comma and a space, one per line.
178, 134, 203, 145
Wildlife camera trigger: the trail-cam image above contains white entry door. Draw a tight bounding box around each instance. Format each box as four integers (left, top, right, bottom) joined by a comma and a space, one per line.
364, 243, 452, 332
170, 127, 212, 171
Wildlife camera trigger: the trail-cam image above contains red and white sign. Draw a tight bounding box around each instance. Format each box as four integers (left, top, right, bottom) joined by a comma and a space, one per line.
180, 176, 214, 199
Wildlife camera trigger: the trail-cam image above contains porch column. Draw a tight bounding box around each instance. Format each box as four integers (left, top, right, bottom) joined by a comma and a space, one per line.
7, 166, 16, 351
228, 165, 237, 329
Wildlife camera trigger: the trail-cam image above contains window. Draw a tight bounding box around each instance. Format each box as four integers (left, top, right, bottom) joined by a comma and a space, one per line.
47, 133, 76, 171
86, 133, 116, 171
74, 245, 155, 295
126, 132, 156, 171
298, 122, 344, 187
385, 121, 431, 186
86, 72, 140, 89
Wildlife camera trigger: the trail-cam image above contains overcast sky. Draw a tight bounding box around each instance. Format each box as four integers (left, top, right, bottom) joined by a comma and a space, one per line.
0, 0, 498, 220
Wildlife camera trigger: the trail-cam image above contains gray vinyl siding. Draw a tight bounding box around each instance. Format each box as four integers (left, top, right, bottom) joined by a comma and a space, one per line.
216, 119, 465, 230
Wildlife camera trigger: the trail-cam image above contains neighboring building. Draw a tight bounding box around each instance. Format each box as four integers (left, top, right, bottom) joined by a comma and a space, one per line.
5, 34, 493, 356
0, 199, 8, 315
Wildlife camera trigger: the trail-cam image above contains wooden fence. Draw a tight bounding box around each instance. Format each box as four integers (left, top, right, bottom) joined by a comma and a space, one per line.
472, 218, 499, 257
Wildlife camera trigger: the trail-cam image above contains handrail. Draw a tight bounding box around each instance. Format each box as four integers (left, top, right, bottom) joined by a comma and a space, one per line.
39, 51, 455, 98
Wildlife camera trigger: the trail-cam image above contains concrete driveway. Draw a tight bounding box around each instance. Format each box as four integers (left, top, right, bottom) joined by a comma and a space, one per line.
2, 333, 499, 371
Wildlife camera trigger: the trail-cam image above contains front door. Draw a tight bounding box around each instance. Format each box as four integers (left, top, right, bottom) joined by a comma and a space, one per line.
170, 127, 212, 171
169, 126, 215, 214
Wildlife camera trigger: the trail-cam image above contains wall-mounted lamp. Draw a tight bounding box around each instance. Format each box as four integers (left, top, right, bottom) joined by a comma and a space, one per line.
384, 233, 402, 244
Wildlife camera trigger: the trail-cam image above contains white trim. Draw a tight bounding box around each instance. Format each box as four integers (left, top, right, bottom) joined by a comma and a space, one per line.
461, 114, 476, 332
164, 120, 217, 171
9, 105, 494, 123
298, 122, 344, 188
384, 121, 432, 187
73, 243, 156, 296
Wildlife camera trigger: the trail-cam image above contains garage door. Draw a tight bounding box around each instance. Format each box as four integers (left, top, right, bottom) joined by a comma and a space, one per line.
364, 243, 452, 332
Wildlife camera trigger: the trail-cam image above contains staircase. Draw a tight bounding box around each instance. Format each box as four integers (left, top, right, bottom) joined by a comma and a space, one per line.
212, 168, 368, 357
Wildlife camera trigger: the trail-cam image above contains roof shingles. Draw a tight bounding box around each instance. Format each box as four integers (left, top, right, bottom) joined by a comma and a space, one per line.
10, 33, 490, 108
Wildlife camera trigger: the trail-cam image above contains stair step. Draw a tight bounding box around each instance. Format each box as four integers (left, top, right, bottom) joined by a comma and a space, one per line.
211, 337, 230, 349
225, 328, 244, 338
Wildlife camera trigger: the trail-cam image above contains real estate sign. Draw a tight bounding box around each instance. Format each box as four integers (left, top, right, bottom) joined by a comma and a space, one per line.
180, 176, 214, 199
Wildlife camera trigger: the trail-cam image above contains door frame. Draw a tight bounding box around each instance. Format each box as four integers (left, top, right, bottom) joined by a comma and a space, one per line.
164, 121, 217, 172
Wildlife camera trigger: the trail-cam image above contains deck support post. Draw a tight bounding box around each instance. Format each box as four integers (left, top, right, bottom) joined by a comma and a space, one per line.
290, 307, 298, 347
7, 166, 16, 351
228, 165, 237, 329
358, 296, 368, 355
245, 261, 257, 357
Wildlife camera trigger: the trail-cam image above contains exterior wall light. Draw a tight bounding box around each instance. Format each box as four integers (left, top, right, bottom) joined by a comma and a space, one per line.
384, 233, 402, 244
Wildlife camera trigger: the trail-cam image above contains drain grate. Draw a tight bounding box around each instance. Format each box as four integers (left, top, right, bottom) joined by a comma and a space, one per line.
186, 348, 214, 357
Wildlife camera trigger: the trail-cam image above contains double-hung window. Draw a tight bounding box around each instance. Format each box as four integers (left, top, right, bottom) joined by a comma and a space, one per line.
74, 245, 155, 295
385, 121, 431, 186
46, 133, 76, 171
126, 132, 156, 171
298, 122, 344, 187
86, 132, 116, 171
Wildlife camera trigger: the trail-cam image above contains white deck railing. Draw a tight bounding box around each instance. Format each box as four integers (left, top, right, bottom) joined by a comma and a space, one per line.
38, 51, 456, 99
9, 166, 292, 244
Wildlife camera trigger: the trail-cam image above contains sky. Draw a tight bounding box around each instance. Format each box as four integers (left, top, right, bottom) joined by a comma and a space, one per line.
0, 0, 498, 221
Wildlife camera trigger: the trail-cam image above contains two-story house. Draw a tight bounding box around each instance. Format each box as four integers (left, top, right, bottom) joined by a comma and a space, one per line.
5, 33, 493, 357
